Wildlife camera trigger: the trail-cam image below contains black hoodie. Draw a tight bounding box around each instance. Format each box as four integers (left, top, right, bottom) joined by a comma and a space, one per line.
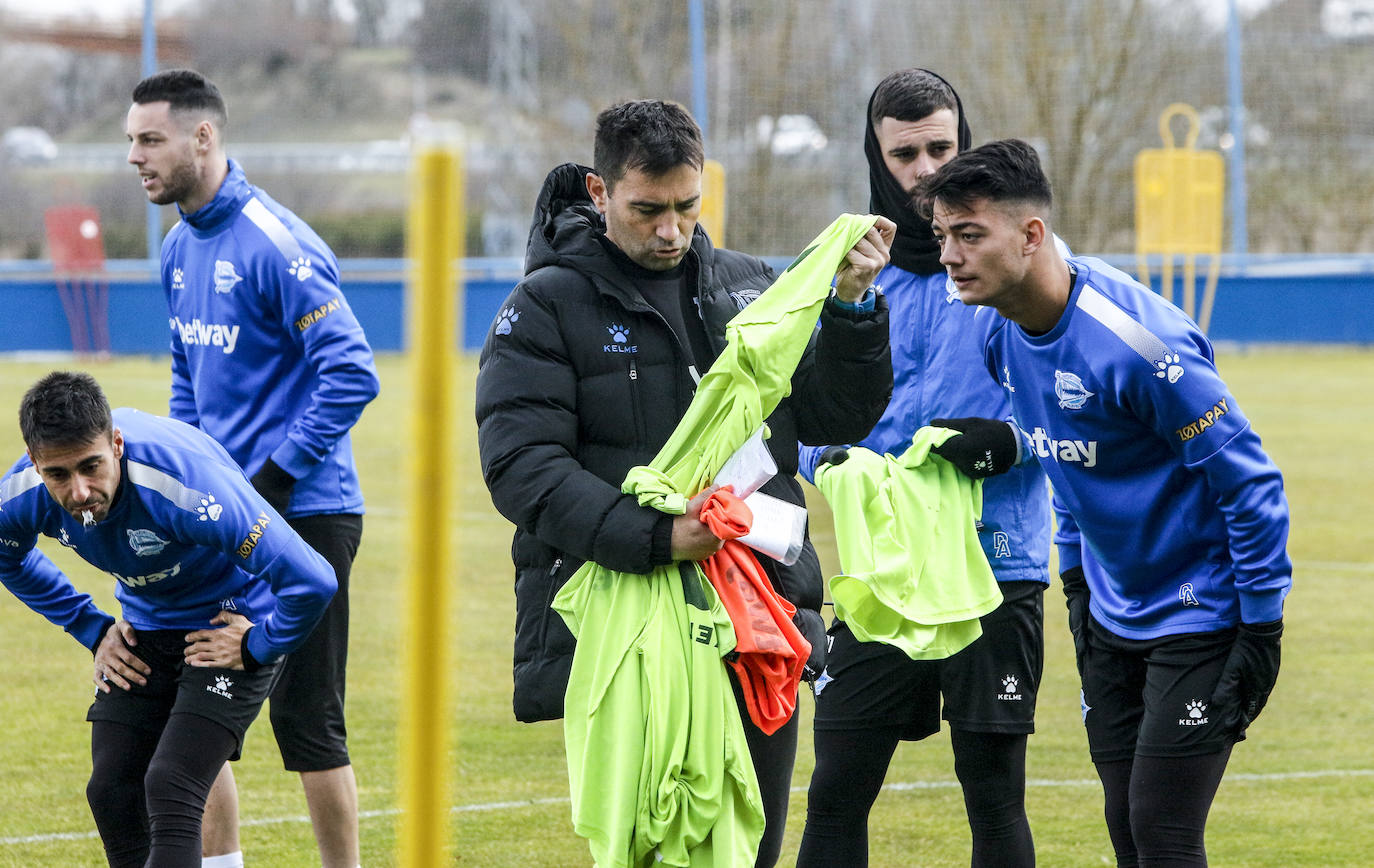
864, 69, 973, 276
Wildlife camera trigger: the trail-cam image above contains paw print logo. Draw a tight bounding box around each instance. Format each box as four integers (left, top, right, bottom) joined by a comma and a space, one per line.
1002, 674, 1019, 692
214, 675, 233, 692
607, 324, 630, 343
288, 257, 314, 282
1155, 352, 1184, 383
171, 267, 185, 290
1186, 699, 1206, 719
495, 306, 520, 336
196, 494, 223, 522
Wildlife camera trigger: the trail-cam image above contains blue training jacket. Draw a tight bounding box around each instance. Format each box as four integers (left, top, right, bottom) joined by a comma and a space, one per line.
163, 159, 379, 518
0, 409, 337, 663
800, 264, 1052, 584
978, 256, 1291, 639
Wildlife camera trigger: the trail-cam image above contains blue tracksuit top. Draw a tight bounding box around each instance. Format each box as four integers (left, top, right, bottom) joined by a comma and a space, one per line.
800, 264, 1051, 584
162, 159, 379, 518
0, 409, 337, 662
978, 256, 1291, 639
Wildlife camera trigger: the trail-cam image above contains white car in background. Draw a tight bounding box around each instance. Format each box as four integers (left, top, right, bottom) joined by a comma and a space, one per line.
754, 114, 828, 157
1, 126, 58, 164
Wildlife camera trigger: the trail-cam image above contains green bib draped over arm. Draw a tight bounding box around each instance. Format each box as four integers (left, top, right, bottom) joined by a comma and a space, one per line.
552, 214, 878, 868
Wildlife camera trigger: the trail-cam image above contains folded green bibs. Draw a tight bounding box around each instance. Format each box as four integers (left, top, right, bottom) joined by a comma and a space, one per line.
815, 427, 1003, 660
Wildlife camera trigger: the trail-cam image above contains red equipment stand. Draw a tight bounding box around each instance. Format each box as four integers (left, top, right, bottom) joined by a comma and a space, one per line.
44, 205, 112, 358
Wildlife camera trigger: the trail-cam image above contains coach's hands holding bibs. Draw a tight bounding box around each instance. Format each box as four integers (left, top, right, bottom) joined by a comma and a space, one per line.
1210, 618, 1283, 738
930, 417, 1018, 479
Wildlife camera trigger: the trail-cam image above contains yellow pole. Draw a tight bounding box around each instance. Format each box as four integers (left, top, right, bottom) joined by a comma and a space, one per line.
400, 139, 462, 867
700, 158, 727, 246
1182, 253, 1198, 321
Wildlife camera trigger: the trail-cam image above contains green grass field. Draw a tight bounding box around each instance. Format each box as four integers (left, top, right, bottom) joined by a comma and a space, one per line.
0, 349, 1370, 867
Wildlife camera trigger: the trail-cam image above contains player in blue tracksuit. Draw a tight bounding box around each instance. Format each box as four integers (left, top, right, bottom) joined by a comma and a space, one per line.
0, 371, 336, 868
128, 69, 378, 867
796, 70, 1049, 868
920, 139, 1290, 867
158, 159, 376, 519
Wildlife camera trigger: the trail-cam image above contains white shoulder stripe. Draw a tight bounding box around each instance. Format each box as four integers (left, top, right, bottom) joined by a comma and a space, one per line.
1076, 285, 1172, 366
126, 461, 208, 514
242, 197, 304, 262
0, 466, 43, 505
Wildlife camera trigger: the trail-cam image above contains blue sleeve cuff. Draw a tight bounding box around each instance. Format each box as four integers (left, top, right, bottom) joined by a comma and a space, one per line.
830, 286, 877, 313
269, 439, 319, 480
80, 612, 118, 653
1239, 584, 1289, 625
245, 626, 279, 666
798, 445, 823, 484
1057, 544, 1083, 573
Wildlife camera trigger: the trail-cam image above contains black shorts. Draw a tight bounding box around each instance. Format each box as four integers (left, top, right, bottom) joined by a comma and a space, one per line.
812, 580, 1044, 739
269, 512, 362, 772
1080, 616, 1237, 762
86, 629, 280, 761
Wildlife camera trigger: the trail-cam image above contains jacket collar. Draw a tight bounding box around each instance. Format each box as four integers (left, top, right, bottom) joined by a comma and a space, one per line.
178, 158, 252, 235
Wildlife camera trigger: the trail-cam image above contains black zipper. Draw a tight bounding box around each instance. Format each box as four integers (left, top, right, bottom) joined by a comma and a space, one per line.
628, 358, 648, 446
537, 556, 564, 641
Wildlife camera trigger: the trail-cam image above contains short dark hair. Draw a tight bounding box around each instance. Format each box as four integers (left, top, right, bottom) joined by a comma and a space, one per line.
869, 68, 958, 129
131, 68, 228, 128
914, 139, 1052, 221
19, 371, 114, 454
593, 99, 703, 190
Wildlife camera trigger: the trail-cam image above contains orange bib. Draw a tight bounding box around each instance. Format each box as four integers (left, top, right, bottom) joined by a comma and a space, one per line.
699, 489, 811, 735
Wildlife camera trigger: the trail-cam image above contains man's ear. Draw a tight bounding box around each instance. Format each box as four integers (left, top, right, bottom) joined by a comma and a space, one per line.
1022, 215, 1047, 257
194, 119, 216, 154
112, 428, 124, 460
585, 172, 609, 213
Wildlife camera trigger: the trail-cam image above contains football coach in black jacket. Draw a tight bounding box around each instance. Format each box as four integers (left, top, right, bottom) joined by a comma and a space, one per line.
476, 98, 893, 867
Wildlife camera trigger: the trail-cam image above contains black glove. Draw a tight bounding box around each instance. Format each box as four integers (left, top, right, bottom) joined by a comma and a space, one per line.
249, 457, 296, 513
1060, 566, 1090, 677
930, 417, 1018, 479
816, 446, 850, 469
1209, 618, 1283, 738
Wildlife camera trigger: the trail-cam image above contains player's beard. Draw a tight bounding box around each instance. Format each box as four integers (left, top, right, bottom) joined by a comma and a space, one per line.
148, 158, 199, 208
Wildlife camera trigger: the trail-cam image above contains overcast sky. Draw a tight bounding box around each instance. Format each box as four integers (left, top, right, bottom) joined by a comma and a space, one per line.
0, 0, 1284, 33
1, 0, 148, 19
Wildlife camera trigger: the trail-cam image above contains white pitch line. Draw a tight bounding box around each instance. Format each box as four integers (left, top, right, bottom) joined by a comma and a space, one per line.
4, 770, 1370, 847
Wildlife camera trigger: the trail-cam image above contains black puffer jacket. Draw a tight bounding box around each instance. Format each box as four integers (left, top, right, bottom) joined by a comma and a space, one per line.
476, 163, 892, 722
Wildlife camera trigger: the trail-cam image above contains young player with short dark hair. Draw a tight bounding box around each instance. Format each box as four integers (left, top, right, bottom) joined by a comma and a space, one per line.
918, 138, 1291, 866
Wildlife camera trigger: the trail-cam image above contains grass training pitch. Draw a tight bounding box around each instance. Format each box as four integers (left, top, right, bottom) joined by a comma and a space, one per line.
0, 349, 1370, 866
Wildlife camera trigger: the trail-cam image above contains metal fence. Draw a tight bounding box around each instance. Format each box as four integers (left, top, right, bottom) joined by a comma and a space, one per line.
2, 0, 1372, 261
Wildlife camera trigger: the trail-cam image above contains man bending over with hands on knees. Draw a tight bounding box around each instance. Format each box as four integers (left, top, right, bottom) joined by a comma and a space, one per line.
0, 371, 336, 868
